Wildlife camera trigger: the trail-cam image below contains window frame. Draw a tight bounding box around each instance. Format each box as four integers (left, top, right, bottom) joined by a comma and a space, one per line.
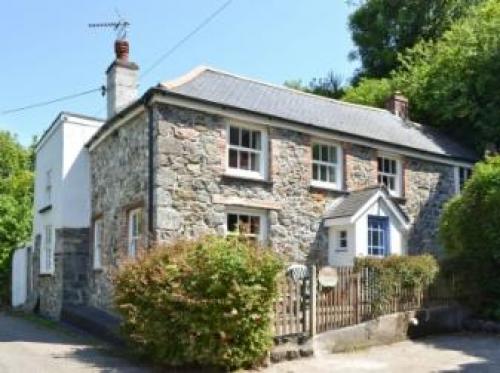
337, 230, 348, 252
224, 208, 268, 243
225, 122, 268, 180
454, 166, 472, 194
367, 215, 390, 257
40, 225, 54, 274
45, 169, 52, 206
93, 218, 103, 269
311, 141, 343, 190
128, 208, 143, 258
377, 153, 402, 197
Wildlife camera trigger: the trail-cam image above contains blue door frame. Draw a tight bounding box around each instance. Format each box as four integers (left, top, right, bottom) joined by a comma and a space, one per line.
367, 215, 390, 256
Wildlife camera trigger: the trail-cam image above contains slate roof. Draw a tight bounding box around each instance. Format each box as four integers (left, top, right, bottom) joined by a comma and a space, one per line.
324, 186, 409, 222
160, 67, 477, 162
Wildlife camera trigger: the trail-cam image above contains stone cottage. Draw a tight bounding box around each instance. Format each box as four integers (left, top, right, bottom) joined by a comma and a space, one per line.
27, 39, 477, 318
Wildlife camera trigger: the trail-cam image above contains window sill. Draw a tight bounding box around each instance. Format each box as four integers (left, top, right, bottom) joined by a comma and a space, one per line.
309, 183, 348, 194
222, 173, 272, 185
39, 272, 54, 277
389, 195, 406, 204
38, 204, 52, 214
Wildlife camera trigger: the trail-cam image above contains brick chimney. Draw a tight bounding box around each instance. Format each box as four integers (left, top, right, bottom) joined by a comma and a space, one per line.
386, 91, 409, 120
106, 39, 139, 118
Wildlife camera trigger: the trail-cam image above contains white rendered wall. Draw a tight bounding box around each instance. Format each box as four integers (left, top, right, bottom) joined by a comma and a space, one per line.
328, 225, 356, 267
32, 114, 102, 242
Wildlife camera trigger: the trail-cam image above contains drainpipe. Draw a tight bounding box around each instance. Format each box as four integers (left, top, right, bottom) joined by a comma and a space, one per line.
146, 102, 155, 245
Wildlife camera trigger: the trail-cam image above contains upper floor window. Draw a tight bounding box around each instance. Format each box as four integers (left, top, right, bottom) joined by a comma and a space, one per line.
45, 169, 52, 205
311, 143, 342, 189
227, 124, 266, 179
128, 208, 143, 258
93, 218, 103, 269
40, 225, 54, 274
377, 155, 402, 196
226, 209, 267, 243
455, 166, 472, 193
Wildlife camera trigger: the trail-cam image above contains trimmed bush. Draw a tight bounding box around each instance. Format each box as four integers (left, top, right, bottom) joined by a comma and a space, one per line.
440, 156, 500, 319
114, 236, 283, 370
355, 255, 439, 316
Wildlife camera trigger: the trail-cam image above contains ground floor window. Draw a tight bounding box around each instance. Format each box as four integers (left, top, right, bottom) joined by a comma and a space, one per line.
93, 219, 103, 269
128, 208, 143, 257
226, 209, 267, 243
368, 216, 389, 257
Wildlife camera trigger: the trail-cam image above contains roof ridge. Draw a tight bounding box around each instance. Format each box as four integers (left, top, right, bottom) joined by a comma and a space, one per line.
163, 65, 393, 116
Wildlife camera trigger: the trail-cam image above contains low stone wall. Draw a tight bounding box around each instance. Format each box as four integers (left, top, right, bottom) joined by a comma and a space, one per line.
271, 305, 467, 362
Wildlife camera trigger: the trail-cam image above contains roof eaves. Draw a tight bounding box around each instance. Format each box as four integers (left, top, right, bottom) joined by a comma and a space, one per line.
154, 88, 478, 163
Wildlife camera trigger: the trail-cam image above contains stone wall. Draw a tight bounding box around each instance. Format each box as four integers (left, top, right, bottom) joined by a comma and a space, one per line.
403, 158, 455, 256
88, 112, 149, 310
344, 143, 377, 191
153, 104, 347, 264
28, 228, 90, 320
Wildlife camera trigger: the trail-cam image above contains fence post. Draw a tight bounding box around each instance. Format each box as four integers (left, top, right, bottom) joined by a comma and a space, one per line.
310, 265, 317, 337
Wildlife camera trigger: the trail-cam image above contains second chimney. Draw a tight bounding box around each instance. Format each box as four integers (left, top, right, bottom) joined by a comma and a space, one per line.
106, 39, 139, 118
386, 91, 409, 120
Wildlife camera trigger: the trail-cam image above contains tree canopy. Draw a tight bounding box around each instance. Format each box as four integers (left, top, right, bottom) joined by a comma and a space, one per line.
284, 71, 345, 99
0, 131, 34, 303
348, 0, 482, 81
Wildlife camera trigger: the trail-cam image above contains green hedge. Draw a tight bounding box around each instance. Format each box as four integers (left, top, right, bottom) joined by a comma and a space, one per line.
114, 236, 283, 370
355, 255, 439, 316
440, 156, 500, 319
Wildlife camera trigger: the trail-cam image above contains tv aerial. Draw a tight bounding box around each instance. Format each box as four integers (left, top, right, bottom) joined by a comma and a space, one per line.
88, 10, 130, 40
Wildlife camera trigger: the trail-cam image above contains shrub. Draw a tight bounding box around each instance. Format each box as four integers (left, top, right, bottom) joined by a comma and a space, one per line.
114, 236, 283, 370
440, 156, 500, 319
355, 255, 439, 316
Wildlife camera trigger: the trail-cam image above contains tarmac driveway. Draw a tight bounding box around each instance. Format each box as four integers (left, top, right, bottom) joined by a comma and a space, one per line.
1, 312, 500, 372
0, 312, 148, 373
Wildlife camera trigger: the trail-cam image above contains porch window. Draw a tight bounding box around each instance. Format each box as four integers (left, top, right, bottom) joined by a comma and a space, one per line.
45, 169, 52, 206
128, 208, 143, 257
226, 210, 266, 243
368, 216, 389, 257
377, 155, 401, 196
227, 125, 265, 178
338, 230, 348, 251
312, 143, 342, 189
93, 219, 102, 269
40, 225, 54, 274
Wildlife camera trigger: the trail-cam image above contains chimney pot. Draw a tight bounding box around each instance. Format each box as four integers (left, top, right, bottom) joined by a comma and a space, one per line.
386, 91, 409, 120
114, 39, 129, 61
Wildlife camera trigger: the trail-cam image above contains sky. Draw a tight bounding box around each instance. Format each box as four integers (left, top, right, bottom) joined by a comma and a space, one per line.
0, 0, 359, 146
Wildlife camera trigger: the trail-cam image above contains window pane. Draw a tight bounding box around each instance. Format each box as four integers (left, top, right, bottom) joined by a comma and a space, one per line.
391, 160, 397, 174
320, 165, 327, 181
388, 177, 395, 191
239, 215, 249, 234
252, 131, 261, 150
328, 147, 337, 163
241, 129, 250, 148
312, 164, 318, 180
250, 152, 260, 172
378, 157, 382, 172
229, 149, 238, 168
328, 166, 336, 183
321, 145, 328, 161
313, 144, 320, 160
228, 214, 238, 232
384, 158, 390, 173
240, 151, 250, 170
230, 126, 239, 145
250, 216, 260, 234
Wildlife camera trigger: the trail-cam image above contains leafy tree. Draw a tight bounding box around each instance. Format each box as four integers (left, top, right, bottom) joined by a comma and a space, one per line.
440, 156, 500, 319
342, 77, 393, 107
285, 71, 345, 99
349, 0, 482, 80
0, 131, 34, 304
393, 0, 500, 150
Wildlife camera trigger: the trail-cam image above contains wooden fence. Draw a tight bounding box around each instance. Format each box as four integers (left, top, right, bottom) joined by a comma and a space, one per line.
272, 266, 454, 339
